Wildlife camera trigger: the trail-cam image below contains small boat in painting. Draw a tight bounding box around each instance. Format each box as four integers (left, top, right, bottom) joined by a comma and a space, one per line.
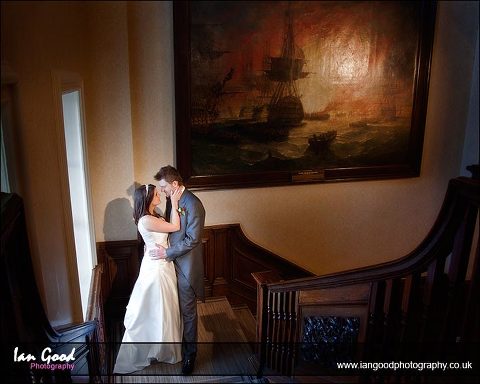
308, 130, 337, 154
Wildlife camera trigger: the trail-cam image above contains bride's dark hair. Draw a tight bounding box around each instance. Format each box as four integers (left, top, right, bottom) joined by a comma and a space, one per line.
133, 184, 160, 224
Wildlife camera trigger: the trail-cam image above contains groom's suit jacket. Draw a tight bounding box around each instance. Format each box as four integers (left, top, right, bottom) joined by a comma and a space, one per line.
165, 188, 205, 300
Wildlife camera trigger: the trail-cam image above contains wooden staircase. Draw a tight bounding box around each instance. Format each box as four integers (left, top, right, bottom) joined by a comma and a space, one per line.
253, 168, 480, 382
2, 193, 103, 383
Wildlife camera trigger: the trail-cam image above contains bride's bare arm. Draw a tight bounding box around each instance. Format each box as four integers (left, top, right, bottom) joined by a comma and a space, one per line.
142, 215, 179, 233
142, 188, 182, 233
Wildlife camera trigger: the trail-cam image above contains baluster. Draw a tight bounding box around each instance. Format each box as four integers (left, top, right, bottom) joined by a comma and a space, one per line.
420, 258, 446, 342
271, 291, 278, 371
400, 275, 413, 338
396, 272, 421, 374
382, 279, 393, 346
274, 291, 283, 372
265, 290, 274, 369
278, 291, 286, 374
268, 291, 274, 370
276, 291, 283, 371
270, 291, 280, 370
283, 291, 291, 376
399, 273, 421, 343
281, 291, 292, 376
382, 278, 402, 359
366, 281, 385, 363
440, 206, 478, 341
288, 291, 298, 376
459, 230, 480, 341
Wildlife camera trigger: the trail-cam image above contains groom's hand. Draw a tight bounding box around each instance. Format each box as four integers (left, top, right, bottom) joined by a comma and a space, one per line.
149, 244, 167, 260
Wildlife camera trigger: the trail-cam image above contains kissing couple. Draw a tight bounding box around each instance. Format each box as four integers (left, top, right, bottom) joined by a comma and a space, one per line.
114, 165, 205, 375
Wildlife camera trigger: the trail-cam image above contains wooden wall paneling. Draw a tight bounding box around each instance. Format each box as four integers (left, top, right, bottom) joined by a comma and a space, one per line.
202, 230, 214, 297
97, 223, 314, 316
231, 245, 270, 310
212, 226, 229, 296
96, 240, 139, 314
230, 224, 314, 311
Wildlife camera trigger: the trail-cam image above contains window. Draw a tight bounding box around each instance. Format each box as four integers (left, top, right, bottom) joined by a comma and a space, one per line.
1, 84, 19, 194
0, 120, 10, 192
53, 70, 96, 321
61, 89, 95, 319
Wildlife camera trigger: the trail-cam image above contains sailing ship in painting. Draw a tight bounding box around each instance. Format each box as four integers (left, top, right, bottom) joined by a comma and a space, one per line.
264, 5, 308, 127
190, 4, 336, 145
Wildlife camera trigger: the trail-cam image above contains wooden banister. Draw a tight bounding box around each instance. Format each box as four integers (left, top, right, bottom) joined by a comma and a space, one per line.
253, 169, 480, 378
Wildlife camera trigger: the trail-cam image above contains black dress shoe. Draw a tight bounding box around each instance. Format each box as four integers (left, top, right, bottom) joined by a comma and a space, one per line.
182, 358, 195, 375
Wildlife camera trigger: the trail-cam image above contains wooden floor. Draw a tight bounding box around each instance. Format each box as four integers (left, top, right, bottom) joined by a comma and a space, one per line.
111, 297, 263, 383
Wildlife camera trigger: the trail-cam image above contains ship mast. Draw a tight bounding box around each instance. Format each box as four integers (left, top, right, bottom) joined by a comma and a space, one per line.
265, 3, 308, 126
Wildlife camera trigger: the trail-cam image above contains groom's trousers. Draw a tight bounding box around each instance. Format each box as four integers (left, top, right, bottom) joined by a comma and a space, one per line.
177, 271, 198, 359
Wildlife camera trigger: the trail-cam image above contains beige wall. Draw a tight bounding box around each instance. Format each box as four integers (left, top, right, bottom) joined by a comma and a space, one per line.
1, 1, 478, 326
84, 2, 136, 243
1, 1, 89, 326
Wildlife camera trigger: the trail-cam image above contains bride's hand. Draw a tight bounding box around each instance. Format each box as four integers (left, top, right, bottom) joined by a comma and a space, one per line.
170, 187, 182, 207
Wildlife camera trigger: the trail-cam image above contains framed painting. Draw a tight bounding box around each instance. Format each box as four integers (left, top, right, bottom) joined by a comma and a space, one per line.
173, 1, 436, 190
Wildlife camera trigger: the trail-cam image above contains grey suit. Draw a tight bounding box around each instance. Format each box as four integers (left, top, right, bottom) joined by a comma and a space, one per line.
166, 188, 205, 359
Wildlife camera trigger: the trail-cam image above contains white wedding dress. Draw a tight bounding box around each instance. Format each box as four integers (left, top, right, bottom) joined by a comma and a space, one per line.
113, 216, 183, 374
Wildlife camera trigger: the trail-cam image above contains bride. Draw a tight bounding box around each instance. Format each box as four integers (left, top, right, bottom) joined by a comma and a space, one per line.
114, 184, 183, 374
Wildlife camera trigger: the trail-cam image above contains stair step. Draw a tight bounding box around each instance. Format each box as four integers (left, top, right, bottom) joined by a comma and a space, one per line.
198, 296, 247, 342
232, 306, 257, 343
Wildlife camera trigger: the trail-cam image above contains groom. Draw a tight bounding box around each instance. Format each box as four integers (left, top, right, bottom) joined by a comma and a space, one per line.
150, 165, 205, 375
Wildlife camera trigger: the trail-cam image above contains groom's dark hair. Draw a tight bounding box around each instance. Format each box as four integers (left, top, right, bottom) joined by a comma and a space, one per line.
154, 165, 184, 185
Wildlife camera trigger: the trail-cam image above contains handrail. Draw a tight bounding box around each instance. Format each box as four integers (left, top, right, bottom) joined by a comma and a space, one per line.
263, 177, 479, 292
